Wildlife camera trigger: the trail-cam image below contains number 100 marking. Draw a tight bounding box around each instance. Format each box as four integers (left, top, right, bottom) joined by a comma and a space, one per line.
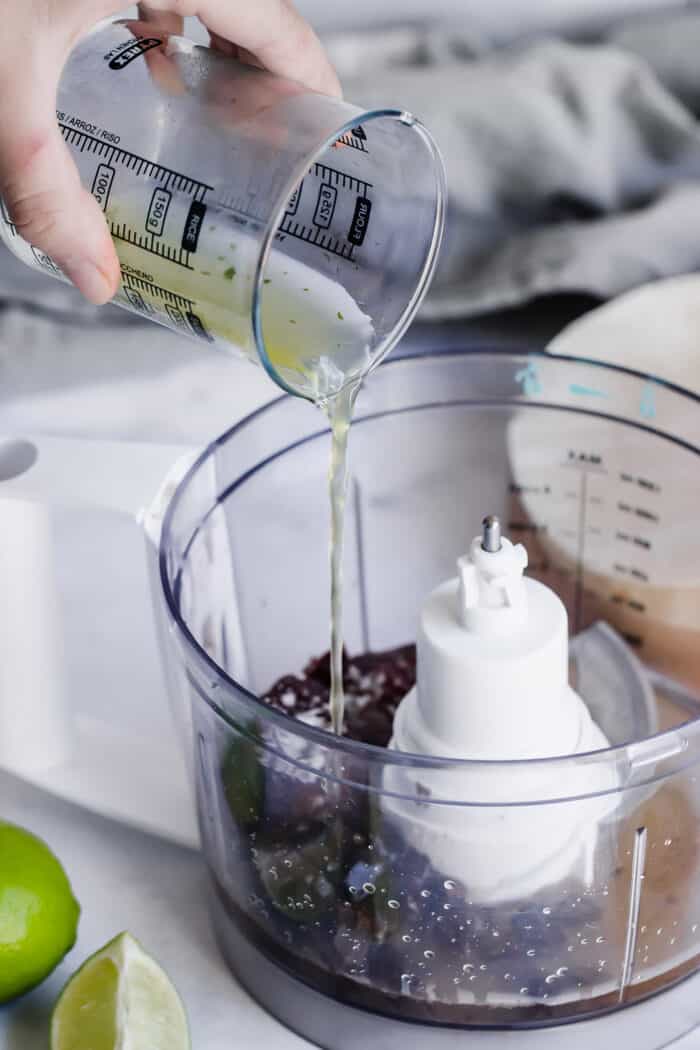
146, 187, 172, 237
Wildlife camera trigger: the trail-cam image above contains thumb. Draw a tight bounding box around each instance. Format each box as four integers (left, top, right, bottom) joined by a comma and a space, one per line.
0, 66, 120, 304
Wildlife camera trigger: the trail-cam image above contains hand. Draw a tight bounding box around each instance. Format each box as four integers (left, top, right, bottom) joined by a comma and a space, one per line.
0, 1, 340, 304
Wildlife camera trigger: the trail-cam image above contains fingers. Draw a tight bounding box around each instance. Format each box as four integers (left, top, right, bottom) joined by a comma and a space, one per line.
137, 4, 185, 36
0, 69, 120, 304
145, 0, 341, 96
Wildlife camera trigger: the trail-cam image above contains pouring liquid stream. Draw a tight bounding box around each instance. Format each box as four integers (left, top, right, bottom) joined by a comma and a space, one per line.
324, 382, 361, 735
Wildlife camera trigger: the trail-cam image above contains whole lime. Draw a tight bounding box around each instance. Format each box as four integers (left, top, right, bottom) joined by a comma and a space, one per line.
0, 821, 80, 1002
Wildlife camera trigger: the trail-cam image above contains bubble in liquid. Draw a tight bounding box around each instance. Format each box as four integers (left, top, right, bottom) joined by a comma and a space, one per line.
421, 889, 431, 898
424, 950, 436, 960
692, 925, 698, 934
526, 949, 536, 958
402, 934, 412, 944
596, 936, 605, 944
362, 882, 376, 895
492, 930, 500, 938
567, 945, 574, 952
641, 925, 647, 933
545, 974, 557, 985
400, 974, 414, 994
443, 903, 452, 911
556, 967, 568, 977
664, 838, 673, 847
542, 907, 552, 915
656, 928, 663, 936
581, 938, 589, 945
444, 880, 456, 890
283, 858, 293, 868
462, 963, 474, 973
520, 987, 529, 995
479, 964, 487, 971
388, 899, 401, 910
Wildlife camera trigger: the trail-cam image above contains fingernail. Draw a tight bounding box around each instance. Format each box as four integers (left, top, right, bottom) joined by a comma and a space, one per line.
64, 260, 114, 305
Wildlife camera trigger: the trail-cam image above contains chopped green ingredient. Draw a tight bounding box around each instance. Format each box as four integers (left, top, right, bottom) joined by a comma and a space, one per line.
223, 266, 236, 280
263, 278, 272, 285
201, 270, 211, 276
303, 287, 309, 292
289, 319, 297, 324
217, 255, 225, 261
337, 311, 344, 320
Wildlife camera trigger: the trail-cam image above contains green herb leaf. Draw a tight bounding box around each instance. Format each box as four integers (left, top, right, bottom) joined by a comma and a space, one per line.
223, 266, 236, 280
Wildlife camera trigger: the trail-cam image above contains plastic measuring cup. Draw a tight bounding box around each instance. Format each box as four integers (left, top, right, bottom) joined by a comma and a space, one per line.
0, 19, 445, 400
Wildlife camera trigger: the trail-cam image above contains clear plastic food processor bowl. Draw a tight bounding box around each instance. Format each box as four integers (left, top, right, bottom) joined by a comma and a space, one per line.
159, 351, 700, 1049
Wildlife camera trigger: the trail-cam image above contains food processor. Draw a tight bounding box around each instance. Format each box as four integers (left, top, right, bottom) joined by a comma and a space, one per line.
158, 348, 700, 1048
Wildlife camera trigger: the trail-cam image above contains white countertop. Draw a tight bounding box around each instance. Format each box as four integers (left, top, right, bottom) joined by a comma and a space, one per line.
0, 770, 308, 1049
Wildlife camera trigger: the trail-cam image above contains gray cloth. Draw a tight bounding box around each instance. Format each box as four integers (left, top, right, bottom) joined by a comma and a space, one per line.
330, 8, 700, 317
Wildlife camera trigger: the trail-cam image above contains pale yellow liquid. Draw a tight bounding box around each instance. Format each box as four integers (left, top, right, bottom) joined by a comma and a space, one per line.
107, 198, 373, 401
325, 383, 361, 735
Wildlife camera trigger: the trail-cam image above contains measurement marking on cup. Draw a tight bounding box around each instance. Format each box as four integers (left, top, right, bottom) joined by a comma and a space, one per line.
120, 270, 194, 310
574, 471, 587, 633
336, 125, 368, 152
111, 221, 194, 268
277, 162, 372, 260
59, 123, 212, 268
91, 163, 115, 211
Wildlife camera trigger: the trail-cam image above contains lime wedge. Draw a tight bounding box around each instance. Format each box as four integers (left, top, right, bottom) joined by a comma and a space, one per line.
51, 932, 189, 1050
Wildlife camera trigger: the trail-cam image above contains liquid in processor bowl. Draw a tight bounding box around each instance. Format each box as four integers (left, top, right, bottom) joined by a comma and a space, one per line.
159, 350, 700, 1048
